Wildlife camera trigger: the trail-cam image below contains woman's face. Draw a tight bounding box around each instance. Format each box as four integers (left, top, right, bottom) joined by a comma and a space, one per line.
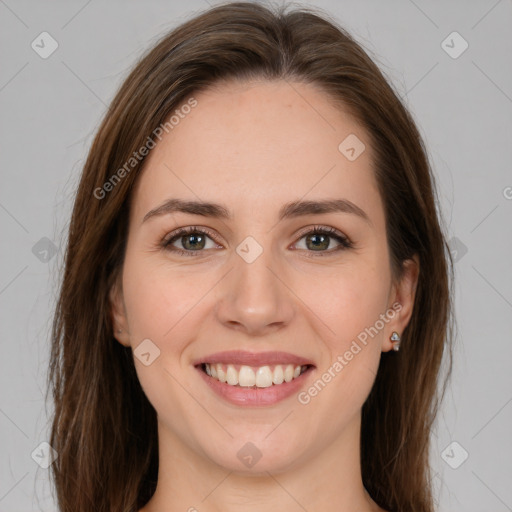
111, 79, 417, 474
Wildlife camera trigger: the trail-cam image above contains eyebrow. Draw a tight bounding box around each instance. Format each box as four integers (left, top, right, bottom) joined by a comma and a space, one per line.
142, 198, 371, 226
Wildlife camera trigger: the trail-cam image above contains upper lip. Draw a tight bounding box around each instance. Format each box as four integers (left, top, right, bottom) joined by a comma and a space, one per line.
193, 350, 315, 367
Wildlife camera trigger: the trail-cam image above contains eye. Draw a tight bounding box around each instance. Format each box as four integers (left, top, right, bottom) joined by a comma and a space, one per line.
161, 225, 353, 258
292, 226, 353, 256
161, 226, 220, 257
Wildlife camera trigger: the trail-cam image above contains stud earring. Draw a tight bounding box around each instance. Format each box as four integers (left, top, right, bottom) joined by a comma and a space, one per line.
117, 329, 122, 334
390, 331, 401, 352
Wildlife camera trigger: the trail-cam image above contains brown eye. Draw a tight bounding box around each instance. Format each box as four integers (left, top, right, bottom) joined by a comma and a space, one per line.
162, 227, 220, 256
176, 232, 207, 251
294, 226, 353, 255
304, 232, 330, 251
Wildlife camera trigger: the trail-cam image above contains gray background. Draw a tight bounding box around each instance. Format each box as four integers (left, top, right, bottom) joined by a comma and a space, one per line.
0, 0, 511, 510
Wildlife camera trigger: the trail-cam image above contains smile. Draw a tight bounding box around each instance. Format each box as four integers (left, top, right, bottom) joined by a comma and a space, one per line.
193, 350, 316, 406
201, 363, 310, 387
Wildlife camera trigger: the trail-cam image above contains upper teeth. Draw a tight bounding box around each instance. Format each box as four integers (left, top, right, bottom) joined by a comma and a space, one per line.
204, 363, 306, 387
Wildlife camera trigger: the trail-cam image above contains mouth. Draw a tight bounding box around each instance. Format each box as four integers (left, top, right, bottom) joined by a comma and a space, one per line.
193, 350, 316, 406
197, 362, 314, 388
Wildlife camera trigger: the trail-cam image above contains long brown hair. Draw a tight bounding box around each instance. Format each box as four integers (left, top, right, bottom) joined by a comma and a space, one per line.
47, 2, 453, 511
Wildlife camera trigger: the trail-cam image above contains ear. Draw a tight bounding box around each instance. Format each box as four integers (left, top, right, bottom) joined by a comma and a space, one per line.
382, 254, 420, 352
109, 278, 131, 347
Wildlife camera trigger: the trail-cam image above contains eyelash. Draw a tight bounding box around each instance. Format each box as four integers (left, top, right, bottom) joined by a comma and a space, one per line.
161, 225, 353, 258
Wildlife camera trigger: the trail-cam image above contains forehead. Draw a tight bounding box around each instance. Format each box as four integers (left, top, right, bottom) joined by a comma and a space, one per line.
130, 79, 382, 224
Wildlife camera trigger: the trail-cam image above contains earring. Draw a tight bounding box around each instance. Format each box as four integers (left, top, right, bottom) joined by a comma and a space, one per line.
390, 331, 401, 352
117, 329, 122, 334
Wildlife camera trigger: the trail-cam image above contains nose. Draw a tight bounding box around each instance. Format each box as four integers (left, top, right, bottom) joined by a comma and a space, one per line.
215, 244, 295, 336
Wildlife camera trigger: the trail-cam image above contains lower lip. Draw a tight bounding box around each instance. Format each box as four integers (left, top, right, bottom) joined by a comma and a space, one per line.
196, 365, 315, 406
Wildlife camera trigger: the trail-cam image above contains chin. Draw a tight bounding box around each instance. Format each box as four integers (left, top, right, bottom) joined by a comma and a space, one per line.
198, 433, 309, 475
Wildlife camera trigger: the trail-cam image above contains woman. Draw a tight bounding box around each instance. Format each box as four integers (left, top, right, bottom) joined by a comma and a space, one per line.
48, 2, 453, 511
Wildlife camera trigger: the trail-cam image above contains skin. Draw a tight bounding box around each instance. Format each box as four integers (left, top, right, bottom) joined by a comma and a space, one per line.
111, 79, 419, 512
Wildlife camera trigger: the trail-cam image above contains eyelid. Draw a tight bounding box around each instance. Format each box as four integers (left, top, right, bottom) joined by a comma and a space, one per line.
290, 225, 353, 254
162, 225, 219, 243
161, 224, 353, 256
292, 224, 350, 243
161, 225, 223, 250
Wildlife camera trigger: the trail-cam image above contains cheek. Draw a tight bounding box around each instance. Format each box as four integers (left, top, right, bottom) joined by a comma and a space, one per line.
294, 267, 390, 434
299, 260, 390, 346
122, 252, 202, 343
120, 255, 205, 435
120, 252, 222, 386
295, 258, 391, 406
